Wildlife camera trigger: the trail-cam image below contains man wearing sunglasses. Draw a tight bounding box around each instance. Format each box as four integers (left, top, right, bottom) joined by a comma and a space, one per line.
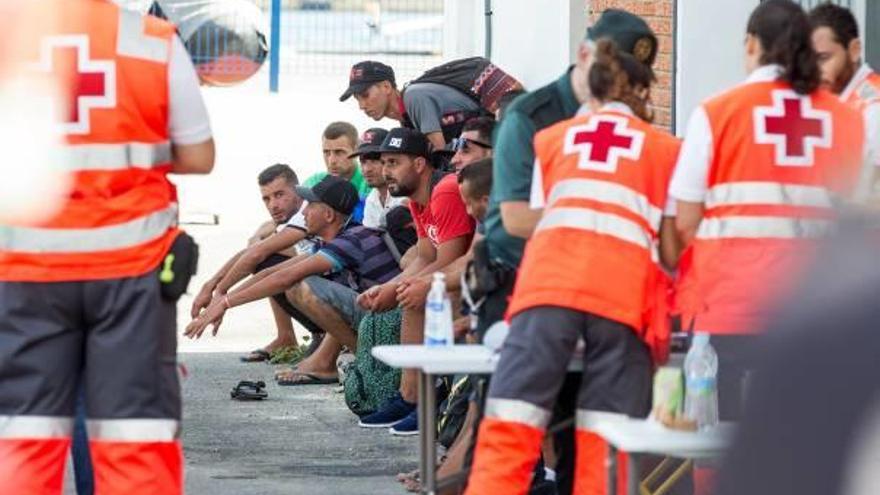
450, 117, 495, 171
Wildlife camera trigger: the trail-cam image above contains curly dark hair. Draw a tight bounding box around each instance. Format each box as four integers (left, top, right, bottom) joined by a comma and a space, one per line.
588, 38, 656, 122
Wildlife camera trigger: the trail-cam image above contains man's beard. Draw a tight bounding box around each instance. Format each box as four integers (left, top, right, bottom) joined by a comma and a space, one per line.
388, 178, 415, 197
834, 59, 858, 94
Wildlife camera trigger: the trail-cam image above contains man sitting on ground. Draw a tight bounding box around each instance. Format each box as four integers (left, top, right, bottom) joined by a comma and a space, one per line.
350, 127, 408, 229
185, 176, 402, 385
193, 122, 372, 362
450, 117, 494, 171
191, 164, 306, 362
357, 128, 475, 435
303, 121, 372, 222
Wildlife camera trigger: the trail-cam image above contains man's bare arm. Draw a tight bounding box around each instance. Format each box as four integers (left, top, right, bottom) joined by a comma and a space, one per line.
675, 201, 705, 247
413, 235, 471, 277
225, 255, 333, 309
424, 131, 446, 151
658, 217, 683, 271
216, 228, 307, 293
231, 251, 312, 295
500, 201, 542, 239
171, 139, 215, 175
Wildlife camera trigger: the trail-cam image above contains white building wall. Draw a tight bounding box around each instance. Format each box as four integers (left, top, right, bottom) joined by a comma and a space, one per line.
445, 0, 586, 91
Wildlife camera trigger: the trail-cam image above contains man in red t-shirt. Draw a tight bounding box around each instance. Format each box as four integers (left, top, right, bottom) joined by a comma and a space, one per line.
357, 127, 475, 435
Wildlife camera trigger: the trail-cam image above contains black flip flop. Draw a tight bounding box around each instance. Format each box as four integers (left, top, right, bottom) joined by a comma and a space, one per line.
230, 380, 268, 400
239, 349, 271, 363
276, 373, 338, 386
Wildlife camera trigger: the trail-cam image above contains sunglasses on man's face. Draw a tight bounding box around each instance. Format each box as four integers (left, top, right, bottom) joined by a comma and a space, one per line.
451, 137, 492, 152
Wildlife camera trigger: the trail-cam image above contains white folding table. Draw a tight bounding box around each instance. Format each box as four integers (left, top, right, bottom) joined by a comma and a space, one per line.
371, 345, 731, 495
579, 411, 735, 495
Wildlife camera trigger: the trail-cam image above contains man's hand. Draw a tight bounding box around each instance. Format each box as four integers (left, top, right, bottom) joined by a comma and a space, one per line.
190, 283, 217, 319
184, 300, 226, 339
396, 277, 431, 310
358, 282, 399, 312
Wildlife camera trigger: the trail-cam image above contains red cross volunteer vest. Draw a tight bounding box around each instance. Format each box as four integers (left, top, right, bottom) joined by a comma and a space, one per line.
0, 0, 178, 282
680, 81, 864, 334
508, 106, 681, 339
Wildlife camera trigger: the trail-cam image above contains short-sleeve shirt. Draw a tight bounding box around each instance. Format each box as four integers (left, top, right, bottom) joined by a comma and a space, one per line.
303, 168, 372, 223
402, 82, 481, 141
362, 189, 408, 229
409, 173, 475, 247
314, 222, 401, 292
483, 68, 580, 268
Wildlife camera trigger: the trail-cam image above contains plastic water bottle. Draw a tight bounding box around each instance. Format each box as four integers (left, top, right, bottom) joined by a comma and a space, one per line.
424, 273, 454, 347
684, 333, 719, 430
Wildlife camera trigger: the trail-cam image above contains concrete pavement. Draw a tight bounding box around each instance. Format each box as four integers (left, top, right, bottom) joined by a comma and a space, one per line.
180, 352, 418, 494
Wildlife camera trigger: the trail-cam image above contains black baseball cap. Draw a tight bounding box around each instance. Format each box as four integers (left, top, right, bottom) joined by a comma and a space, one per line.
587, 9, 658, 66
378, 128, 431, 159
294, 175, 359, 216
348, 128, 389, 158
339, 61, 396, 102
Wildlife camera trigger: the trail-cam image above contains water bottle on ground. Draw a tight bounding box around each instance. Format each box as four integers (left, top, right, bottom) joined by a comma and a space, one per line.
684, 333, 719, 430
424, 273, 454, 347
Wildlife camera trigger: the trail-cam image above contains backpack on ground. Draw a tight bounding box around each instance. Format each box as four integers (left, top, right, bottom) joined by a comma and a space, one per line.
408, 56, 523, 114
436, 374, 474, 449
344, 308, 403, 417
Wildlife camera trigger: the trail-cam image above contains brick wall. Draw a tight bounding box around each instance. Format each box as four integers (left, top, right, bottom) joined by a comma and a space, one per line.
586, 0, 674, 129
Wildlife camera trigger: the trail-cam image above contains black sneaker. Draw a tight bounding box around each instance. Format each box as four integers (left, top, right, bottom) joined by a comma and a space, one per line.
358, 392, 415, 428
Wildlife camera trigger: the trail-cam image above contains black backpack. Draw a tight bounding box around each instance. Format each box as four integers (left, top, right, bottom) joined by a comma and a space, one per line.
409, 57, 523, 114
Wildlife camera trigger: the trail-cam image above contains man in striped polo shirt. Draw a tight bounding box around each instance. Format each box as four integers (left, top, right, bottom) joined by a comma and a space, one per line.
185, 176, 401, 385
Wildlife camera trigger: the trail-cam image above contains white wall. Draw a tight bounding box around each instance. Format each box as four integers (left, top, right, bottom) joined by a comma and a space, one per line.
444, 0, 585, 90
443, 0, 486, 60
675, 0, 759, 134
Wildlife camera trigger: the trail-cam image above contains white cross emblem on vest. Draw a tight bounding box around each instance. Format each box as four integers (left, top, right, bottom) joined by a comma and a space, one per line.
754, 89, 832, 167
33, 35, 116, 135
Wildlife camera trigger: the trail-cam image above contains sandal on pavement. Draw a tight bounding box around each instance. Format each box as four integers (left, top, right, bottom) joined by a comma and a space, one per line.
276, 372, 338, 386
230, 380, 268, 400
239, 349, 271, 363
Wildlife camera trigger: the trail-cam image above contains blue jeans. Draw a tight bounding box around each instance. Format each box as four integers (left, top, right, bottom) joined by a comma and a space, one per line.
72, 391, 93, 495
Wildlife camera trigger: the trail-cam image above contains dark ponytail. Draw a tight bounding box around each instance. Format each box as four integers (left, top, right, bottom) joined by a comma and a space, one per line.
588, 39, 656, 122
747, 0, 820, 95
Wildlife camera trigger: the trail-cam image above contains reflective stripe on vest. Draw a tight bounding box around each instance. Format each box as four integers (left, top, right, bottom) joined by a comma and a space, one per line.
86, 418, 180, 442
574, 409, 628, 431
0, 204, 178, 253
484, 398, 552, 429
59, 141, 171, 171
0, 416, 73, 439
536, 207, 654, 252
116, 8, 169, 63
546, 178, 663, 228
697, 215, 831, 240
706, 181, 833, 209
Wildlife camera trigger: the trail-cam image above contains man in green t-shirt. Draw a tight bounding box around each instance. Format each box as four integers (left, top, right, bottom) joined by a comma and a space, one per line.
302, 121, 371, 223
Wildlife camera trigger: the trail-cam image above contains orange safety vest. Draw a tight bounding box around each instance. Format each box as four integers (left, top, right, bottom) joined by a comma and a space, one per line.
508, 106, 680, 360
0, 0, 178, 283
680, 81, 865, 334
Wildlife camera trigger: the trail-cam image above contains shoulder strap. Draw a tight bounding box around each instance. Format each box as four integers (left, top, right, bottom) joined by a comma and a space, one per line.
381, 230, 403, 263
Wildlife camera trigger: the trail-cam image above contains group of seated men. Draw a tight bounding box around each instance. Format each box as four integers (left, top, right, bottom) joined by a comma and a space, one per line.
186, 99, 497, 440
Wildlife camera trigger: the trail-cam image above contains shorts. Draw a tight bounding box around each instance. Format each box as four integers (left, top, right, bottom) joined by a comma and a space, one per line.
302, 275, 368, 331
